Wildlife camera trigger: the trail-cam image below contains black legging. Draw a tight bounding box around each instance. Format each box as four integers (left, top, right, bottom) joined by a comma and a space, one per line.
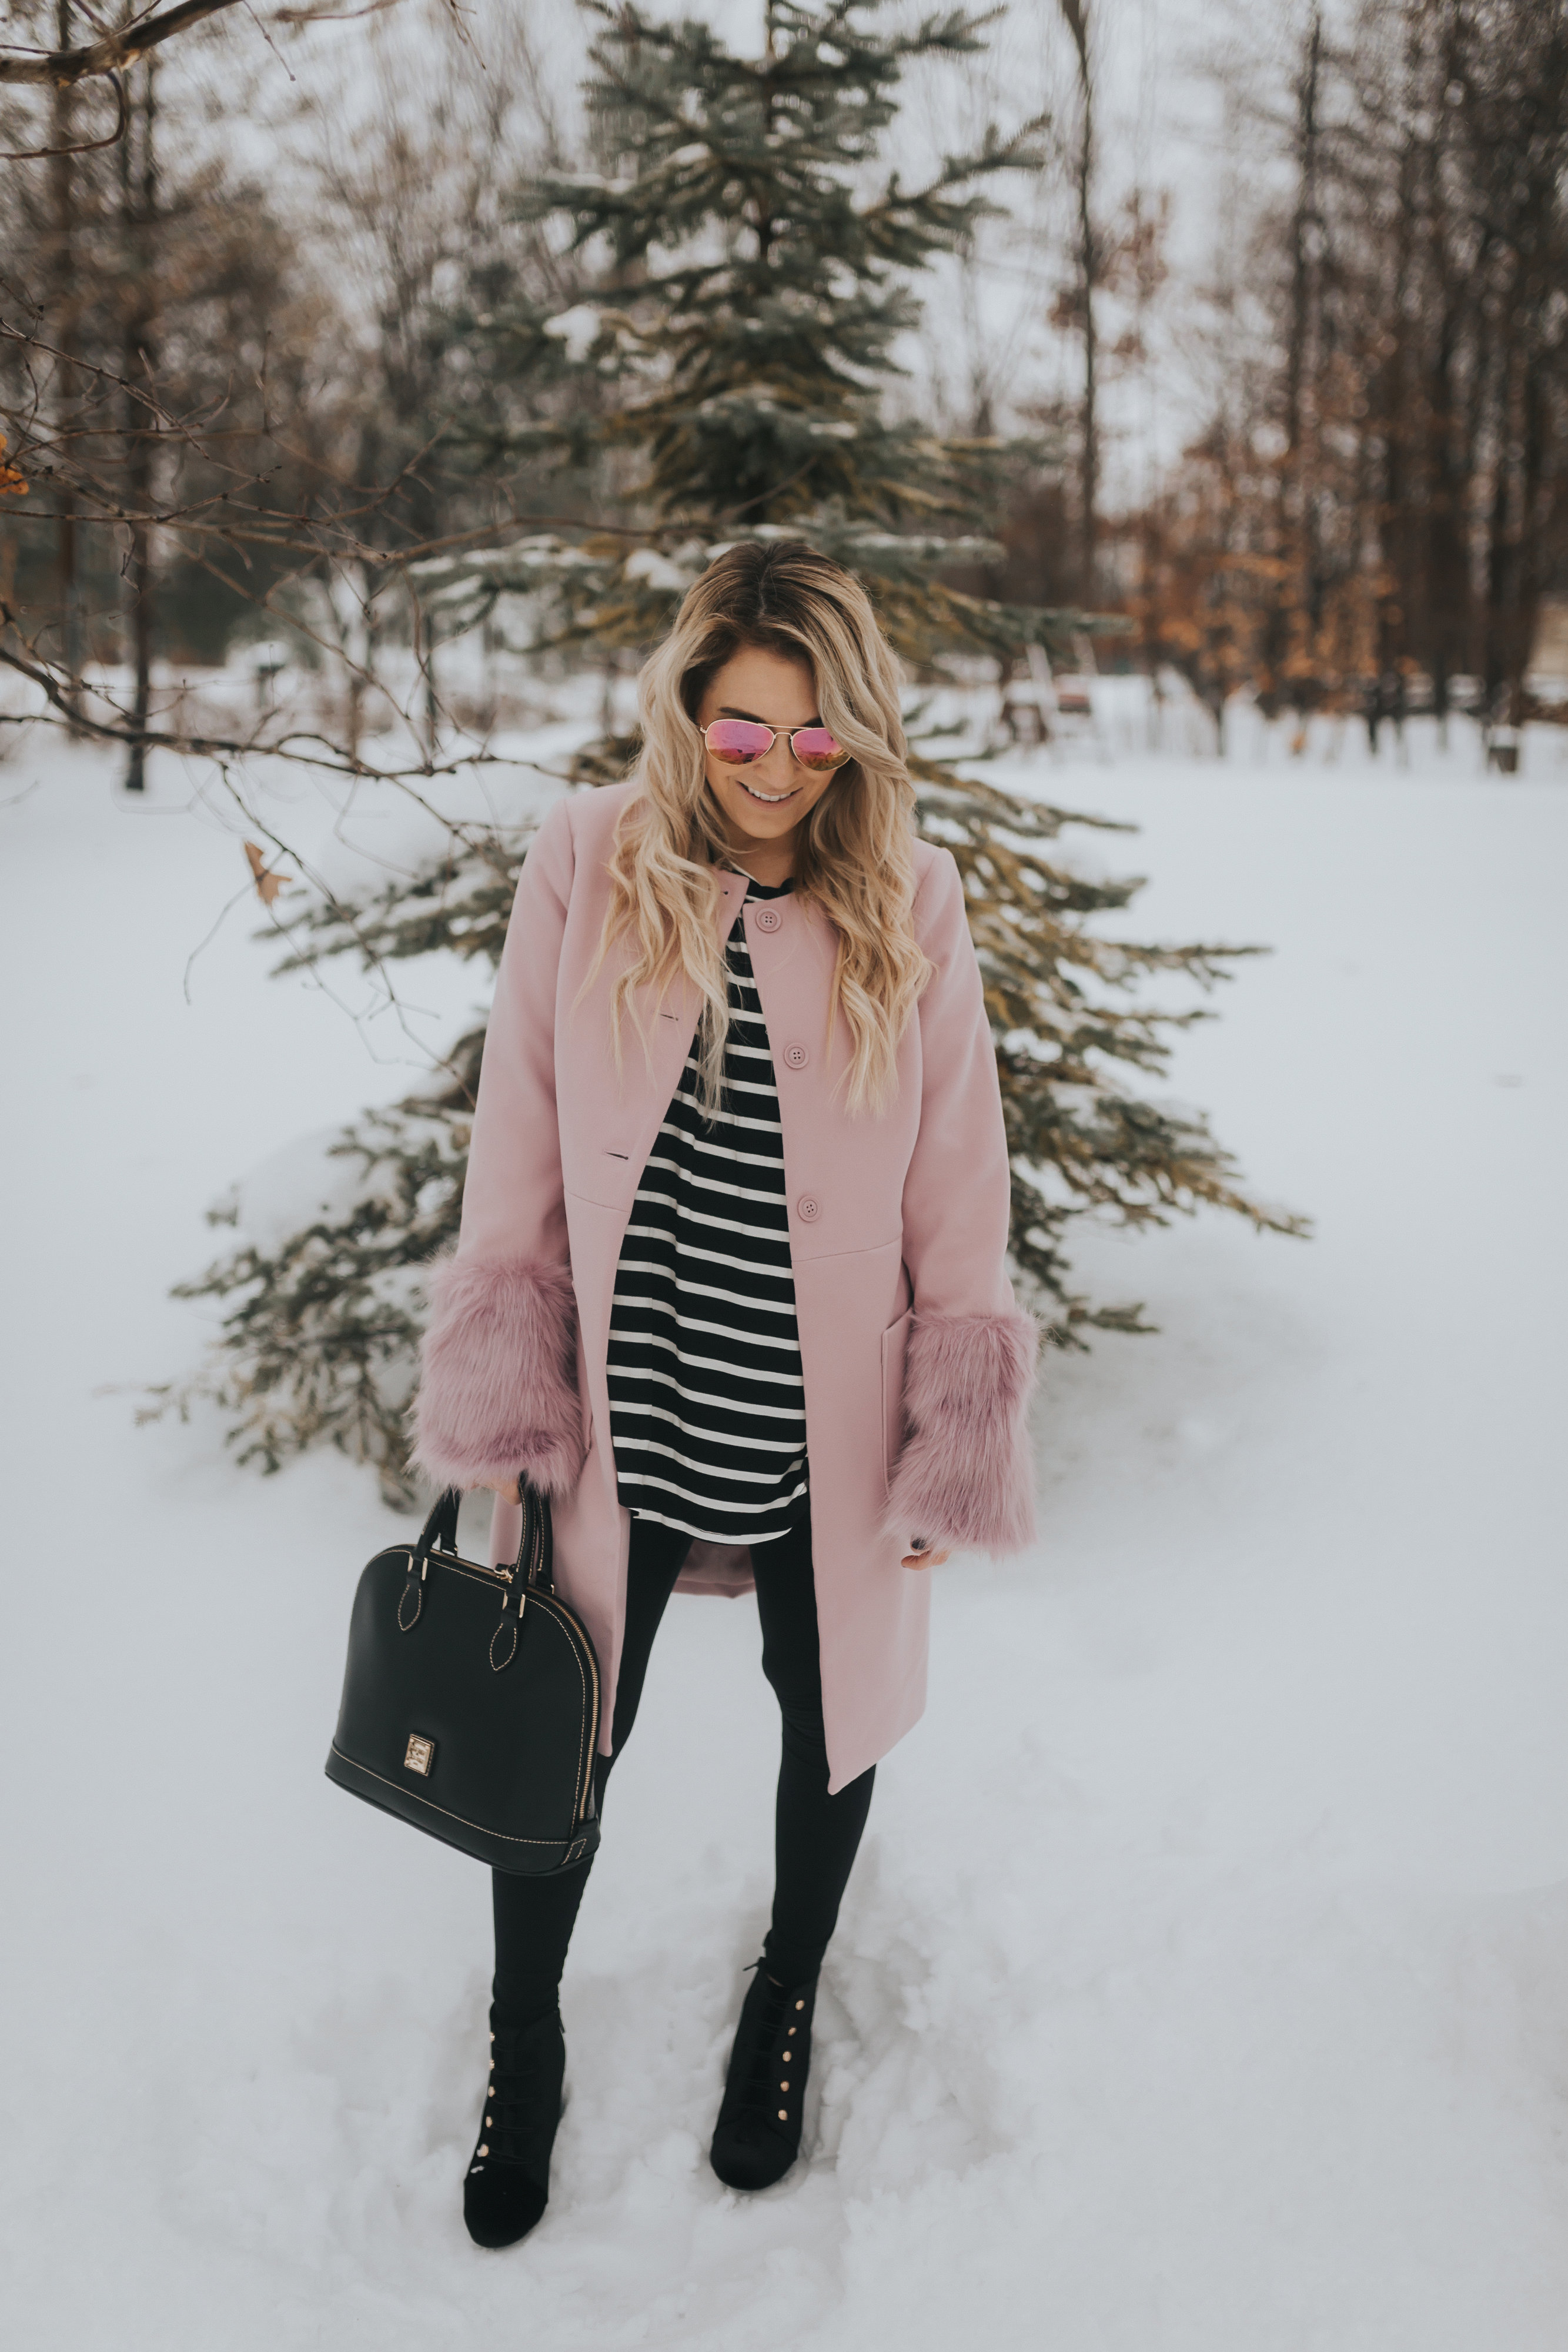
491, 1506, 875, 2021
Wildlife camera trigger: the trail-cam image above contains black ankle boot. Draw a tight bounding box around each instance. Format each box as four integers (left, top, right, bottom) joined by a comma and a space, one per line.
462, 2009, 566, 2249
710, 1963, 818, 2191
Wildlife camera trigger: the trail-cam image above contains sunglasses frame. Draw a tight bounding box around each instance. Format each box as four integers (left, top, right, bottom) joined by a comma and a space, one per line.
698, 717, 852, 772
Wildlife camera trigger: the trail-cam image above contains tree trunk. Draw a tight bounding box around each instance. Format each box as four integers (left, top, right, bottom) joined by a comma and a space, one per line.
1058, 0, 1096, 604
1282, 8, 1324, 705
122, 56, 158, 793
52, 0, 83, 726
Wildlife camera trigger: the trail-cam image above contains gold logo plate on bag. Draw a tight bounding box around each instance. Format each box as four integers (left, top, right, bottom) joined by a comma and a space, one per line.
403, 1733, 435, 1776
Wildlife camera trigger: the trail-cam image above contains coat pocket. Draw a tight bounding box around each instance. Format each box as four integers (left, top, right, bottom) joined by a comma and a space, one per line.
879, 1309, 912, 1498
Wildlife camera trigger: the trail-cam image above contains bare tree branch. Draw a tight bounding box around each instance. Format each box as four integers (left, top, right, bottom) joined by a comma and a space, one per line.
0, 0, 439, 88
0, 1, 246, 88
0, 66, 127, 156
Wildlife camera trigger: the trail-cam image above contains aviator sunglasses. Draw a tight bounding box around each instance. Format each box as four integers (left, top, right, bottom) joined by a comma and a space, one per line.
700, 716, 851, 773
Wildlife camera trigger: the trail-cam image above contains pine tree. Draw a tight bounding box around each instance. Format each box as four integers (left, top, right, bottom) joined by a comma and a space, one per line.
423, 0, 1064, 677
162, 1, 1303, 1503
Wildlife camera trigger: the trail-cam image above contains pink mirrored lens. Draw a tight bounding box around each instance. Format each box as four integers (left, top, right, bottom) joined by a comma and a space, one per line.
704, 719, 773, 764
790, 727, 847, 770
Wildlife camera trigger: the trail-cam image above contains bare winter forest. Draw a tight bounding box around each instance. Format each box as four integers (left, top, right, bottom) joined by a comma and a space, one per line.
5, 0, 1568, 771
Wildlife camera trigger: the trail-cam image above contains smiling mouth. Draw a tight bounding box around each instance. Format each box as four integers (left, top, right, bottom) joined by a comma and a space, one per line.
738, 779, 802, 806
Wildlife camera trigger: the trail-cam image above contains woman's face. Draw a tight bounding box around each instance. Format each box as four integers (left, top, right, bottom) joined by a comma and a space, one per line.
694, 643, 844, 861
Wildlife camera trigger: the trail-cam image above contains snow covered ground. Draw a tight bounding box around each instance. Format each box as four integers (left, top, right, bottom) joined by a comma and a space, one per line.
3, 713, 1567, 2349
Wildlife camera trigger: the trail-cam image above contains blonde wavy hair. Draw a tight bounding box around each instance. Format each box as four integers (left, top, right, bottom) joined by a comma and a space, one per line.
594, 541, 932, 1115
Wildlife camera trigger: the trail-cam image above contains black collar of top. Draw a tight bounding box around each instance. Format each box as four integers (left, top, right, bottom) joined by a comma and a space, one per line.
726, 867, 795, 899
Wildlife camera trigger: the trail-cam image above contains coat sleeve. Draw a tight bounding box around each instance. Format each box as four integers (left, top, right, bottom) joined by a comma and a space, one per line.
884, 847, 1039, 1556
409, 796, 587, 1497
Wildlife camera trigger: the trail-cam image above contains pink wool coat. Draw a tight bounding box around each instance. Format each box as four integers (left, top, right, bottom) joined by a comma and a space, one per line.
412, 781, 1038, 1790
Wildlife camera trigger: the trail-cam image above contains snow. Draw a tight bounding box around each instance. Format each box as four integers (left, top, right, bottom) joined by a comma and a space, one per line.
3, 717, 1567, 2347
215, 1128, 386, 1255
543, 305, 602, 364
624, 548, 697, 595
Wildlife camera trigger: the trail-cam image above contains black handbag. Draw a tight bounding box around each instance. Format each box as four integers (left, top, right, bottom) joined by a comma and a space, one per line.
325, 1481, 603, 1874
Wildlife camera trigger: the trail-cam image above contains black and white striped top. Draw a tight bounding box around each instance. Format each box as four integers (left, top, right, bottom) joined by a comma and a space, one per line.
606, 877, 808, 1545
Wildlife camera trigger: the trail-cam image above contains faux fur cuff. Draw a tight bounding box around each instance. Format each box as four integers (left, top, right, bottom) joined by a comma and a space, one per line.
410, 1254, 586, 1497
884, 1309, 1039, 1555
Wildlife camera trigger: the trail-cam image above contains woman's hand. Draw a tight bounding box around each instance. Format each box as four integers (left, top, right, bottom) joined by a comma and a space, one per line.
473, 1476, 521, 1504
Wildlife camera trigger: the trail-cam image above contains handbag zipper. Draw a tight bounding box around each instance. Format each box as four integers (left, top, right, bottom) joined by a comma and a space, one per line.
423, 1542, 513, 1585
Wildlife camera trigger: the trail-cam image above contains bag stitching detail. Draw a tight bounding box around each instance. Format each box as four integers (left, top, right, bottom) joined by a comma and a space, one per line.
329, 1746, 581, 1845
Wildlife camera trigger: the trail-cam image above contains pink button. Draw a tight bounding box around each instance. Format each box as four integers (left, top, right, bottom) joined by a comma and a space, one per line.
783, 1042, 809, 1071
754, 906, 782, 933
797, 1194, 820, 1221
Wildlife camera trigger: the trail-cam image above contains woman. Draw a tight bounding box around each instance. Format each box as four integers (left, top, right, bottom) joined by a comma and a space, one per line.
412, 540, 1038, 2248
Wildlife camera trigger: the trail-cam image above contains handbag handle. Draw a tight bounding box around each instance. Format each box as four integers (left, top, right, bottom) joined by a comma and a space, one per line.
414, 1480, 554, 1593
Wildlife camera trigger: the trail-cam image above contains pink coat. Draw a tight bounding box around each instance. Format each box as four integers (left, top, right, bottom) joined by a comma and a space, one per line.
412, 782, 1038, 1790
